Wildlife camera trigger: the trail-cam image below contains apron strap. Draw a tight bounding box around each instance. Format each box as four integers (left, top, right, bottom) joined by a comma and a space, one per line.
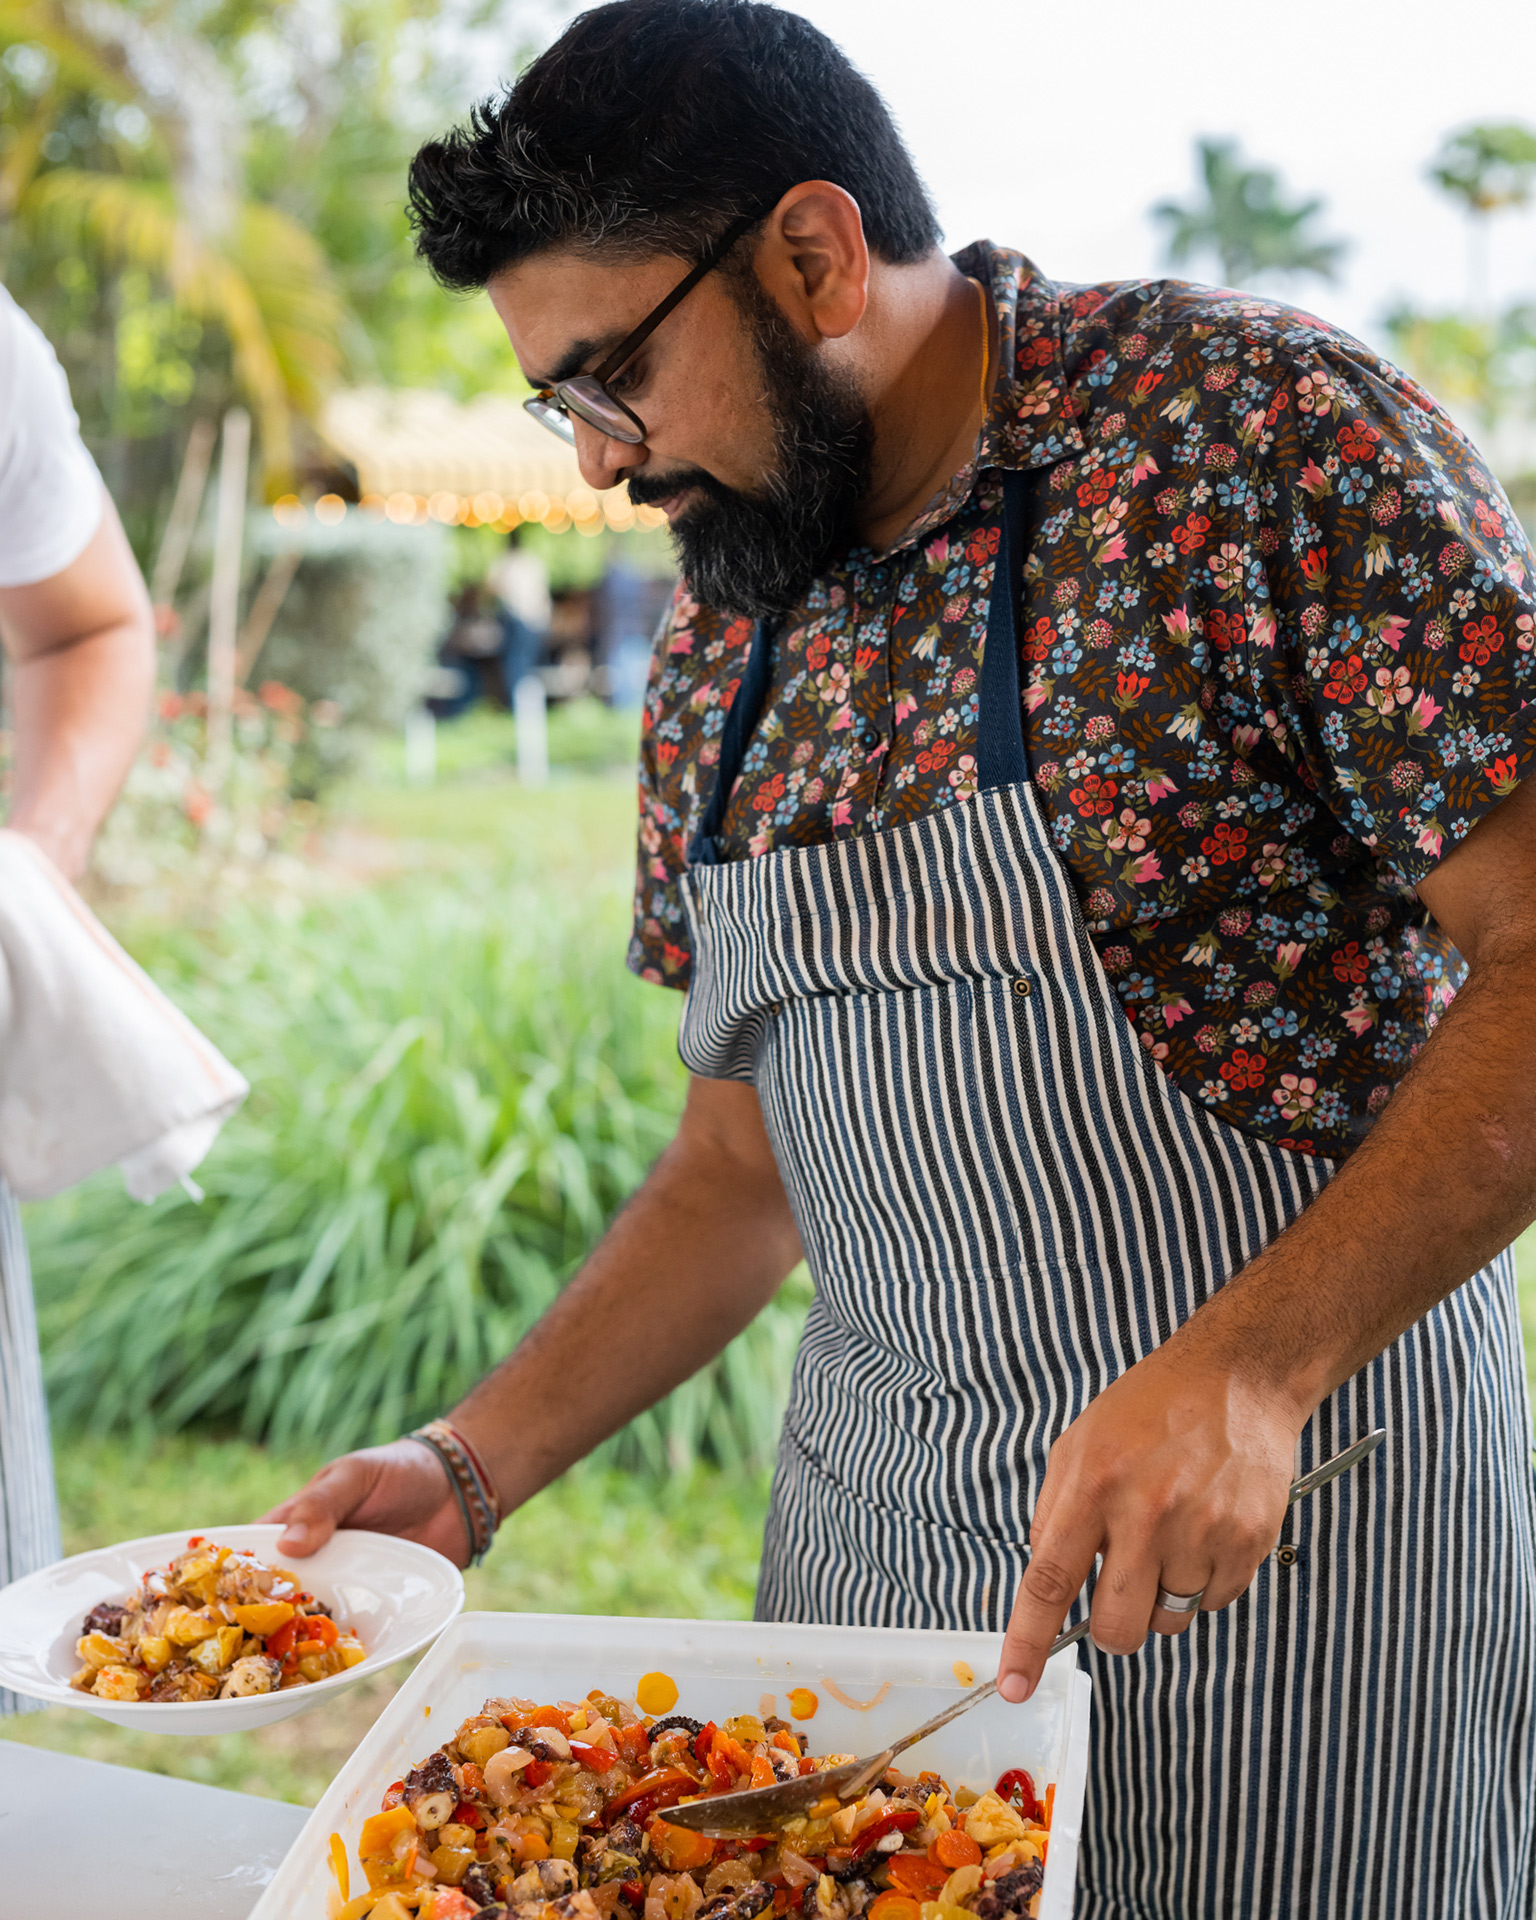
687, 616, 776, 868
976, 467, 1030, 792
687, 466, 1031, 865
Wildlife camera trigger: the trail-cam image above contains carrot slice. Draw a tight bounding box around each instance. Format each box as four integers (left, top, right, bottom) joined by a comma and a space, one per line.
931, 1831, 982, 1869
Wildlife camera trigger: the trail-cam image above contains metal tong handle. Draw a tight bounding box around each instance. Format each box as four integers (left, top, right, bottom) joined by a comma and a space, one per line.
838, 1428, 1387, 1800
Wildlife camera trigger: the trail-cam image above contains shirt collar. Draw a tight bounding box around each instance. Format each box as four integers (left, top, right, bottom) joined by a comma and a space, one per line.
867, 243, 1086, 559
964, 242, 1088, 474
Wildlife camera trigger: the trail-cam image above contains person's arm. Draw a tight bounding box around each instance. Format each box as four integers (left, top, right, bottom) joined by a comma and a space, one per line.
996, 774, 1536, 1699
263, 1073, 803, 1561
1, 491, 155, 879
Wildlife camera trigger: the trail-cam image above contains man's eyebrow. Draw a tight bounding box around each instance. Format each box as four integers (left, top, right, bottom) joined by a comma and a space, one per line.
530, 330, 629, 389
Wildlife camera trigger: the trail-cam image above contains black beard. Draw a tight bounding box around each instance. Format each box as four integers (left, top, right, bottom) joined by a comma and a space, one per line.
626, 272, 873, 621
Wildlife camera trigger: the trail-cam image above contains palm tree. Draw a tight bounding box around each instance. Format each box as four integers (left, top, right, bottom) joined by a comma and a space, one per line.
0, 0, 348, 486
1153, 139, 1347, 291
1427, 121, 1536, 312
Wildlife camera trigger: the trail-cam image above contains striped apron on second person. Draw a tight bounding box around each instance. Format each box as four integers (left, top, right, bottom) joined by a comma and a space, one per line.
677, 470, 1536, 1917
0, 1178, 62, 1714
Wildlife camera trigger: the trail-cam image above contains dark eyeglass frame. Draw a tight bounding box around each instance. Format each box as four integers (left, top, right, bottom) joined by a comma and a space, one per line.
523, 209, 764, 447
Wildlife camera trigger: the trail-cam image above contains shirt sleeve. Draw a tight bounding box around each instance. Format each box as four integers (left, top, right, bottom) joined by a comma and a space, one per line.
1250, 333, 1536, 889
0, 289, 103, 588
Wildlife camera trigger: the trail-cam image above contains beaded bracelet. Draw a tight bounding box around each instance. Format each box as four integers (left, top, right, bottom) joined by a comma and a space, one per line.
407, 1418, 502, 1565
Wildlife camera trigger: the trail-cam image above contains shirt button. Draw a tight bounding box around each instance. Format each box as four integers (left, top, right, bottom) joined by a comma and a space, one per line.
857, 726, 882, 753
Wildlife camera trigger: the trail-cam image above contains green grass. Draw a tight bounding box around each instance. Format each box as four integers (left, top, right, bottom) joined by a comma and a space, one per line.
363, 699, 642, 787
1, 1434, 771, 1805
29, 767, 810, 1472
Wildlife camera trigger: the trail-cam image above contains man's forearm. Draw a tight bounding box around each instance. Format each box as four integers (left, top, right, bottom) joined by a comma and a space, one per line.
1176, 923, 1536, 1422
449, 1078, 803, 1513
7, 620, 154, 875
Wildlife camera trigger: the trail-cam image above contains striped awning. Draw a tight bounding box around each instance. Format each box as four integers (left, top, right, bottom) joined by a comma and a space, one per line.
320, 387, 597, 501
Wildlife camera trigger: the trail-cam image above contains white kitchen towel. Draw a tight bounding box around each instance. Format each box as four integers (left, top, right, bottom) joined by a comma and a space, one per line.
0, 830, 247, 1201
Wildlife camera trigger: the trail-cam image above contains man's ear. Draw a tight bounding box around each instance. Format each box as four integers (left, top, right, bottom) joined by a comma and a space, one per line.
753, 180, 870, 344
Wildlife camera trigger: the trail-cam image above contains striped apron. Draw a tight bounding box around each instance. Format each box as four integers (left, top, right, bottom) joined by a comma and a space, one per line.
678, 471, 1536, 1917
0, 1179, 61, 1715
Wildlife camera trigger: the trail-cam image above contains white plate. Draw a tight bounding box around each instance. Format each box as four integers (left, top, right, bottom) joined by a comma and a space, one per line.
0, 1524, 464, 1733
253, 1611, 1092, 1920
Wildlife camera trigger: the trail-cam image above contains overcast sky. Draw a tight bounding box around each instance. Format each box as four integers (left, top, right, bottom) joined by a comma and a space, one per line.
746, 0, 1536, 358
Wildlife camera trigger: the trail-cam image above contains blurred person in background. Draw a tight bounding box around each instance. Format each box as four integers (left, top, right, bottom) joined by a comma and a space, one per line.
486, 524, 552, 698
427, 580, 509, 719
267, 4, 1536, 1911
596, 556, 664, 708
0, 284, 155, 1699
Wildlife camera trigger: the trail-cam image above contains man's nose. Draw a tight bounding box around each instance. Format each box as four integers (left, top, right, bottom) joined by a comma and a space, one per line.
572, 416, 643, 493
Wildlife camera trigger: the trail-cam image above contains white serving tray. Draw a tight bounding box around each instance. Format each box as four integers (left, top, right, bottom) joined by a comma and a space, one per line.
253, 1611, 1091, 1920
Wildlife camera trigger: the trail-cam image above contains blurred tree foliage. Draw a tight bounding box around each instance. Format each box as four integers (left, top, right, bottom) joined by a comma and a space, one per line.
1153, 137, 1347, 291
0, 0, 557, 539
1387, 121, 1536, 524
1427, 120, 1536, 315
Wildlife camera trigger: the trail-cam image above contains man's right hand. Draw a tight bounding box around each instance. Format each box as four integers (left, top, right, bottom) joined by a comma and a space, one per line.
260, 1439, 472, 1565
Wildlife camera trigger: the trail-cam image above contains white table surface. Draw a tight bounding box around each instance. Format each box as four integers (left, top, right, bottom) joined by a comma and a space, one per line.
1, 1740, 308, 1914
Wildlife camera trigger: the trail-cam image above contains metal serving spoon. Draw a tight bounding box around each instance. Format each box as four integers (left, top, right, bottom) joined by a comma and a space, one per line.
665, 1429, 1386, 1836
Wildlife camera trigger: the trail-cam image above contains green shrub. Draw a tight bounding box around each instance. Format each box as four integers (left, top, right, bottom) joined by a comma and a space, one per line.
28, 877, 809, 1471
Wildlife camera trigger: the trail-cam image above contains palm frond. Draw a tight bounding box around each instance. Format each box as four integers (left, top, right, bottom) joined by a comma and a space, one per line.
20, 167, 348, 478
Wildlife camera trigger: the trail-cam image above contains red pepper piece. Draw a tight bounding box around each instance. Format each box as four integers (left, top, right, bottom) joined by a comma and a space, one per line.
525, 1760, 555, 1787
603, 1765, 699, 1825
453, 1800, 487, 1831
849, 1809, 922, 1860
618, 1723, 652, 1765
381, 1780, 406, 1811
570, 1738, 618, 1773
797, 1757, 817, 1778
265, 1617, 300, 1661
994, 1769, 1039, 1821
621, 1882, 646, 1909
694, 1722, 719, 1765
884, 1857, 950, 1899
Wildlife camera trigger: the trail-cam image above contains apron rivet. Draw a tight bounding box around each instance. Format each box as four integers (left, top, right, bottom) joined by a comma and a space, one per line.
1277, 1545, 1299, 1567
1012, 977, 1032, 997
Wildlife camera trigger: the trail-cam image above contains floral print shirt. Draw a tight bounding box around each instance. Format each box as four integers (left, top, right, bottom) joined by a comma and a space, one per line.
630, 245, 1536, 1157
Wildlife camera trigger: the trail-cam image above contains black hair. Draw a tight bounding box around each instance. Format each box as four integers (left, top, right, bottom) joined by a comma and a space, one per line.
407, 0, 940, 290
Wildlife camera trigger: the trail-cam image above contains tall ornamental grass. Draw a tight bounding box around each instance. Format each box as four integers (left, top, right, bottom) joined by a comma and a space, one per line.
28, 878, 809, 1472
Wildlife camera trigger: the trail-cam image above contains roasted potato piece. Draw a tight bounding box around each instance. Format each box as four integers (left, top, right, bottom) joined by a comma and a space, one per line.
459, 1722, 511, 1767
164, 1605, 219, 1646
75, 1630, 124, 1670
219, 1654, 281, 1697
93, 1664, 148, 1701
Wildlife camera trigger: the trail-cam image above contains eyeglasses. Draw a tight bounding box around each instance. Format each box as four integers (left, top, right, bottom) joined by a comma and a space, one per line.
523, 210, 763, 447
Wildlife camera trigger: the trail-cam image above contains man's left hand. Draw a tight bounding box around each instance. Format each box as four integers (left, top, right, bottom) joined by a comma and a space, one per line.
996, 1343, 1301, 1701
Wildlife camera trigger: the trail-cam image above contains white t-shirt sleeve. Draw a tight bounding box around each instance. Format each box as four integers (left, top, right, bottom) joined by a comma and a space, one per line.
0, 286, 104, 588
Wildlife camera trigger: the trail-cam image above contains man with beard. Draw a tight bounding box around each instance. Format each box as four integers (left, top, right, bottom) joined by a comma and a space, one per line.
267, 4, 1536, 1914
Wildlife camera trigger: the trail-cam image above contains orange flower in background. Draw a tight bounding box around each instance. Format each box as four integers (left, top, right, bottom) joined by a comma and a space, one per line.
259, 680, 304, 715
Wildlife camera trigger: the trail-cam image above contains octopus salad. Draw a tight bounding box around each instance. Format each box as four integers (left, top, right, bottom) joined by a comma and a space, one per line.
328, 1681, 1054, 1920
70, 1535, 365, 1703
